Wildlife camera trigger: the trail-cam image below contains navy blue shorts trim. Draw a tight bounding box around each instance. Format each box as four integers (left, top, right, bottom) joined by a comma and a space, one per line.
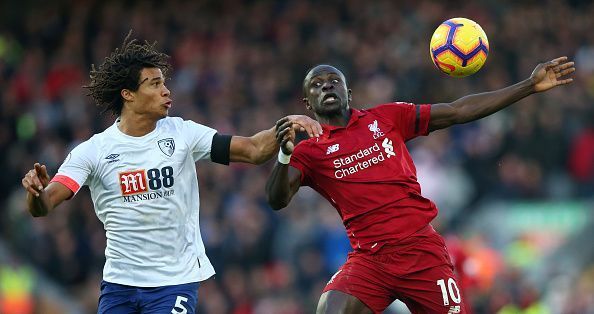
98, 280, 199, 314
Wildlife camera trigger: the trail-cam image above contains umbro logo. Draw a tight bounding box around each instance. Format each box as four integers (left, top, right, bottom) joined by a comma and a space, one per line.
326, 144, 340, 155
105, 154, 120, 163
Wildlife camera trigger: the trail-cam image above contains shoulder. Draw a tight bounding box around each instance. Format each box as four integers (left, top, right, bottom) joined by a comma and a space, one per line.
369, 102, 416, 113
63, 135, 102, 168
72, 134, 100, 154
162, 116, 216, 133
157, 116, 184, 131
366, 102, 423, 123
84, 126, 119, 151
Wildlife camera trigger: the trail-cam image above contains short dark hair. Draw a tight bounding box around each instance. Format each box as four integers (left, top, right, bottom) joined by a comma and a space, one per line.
302, 64, 347, 96
84, 31, 171, 116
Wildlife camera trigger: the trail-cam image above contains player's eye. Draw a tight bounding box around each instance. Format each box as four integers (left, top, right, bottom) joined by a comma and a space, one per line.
312, 82, 322, 88
331, 79, 340, 84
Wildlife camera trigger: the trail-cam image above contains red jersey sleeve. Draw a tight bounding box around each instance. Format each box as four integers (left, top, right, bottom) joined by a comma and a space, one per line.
288, 141, 312, 186
373, 102, 431, 141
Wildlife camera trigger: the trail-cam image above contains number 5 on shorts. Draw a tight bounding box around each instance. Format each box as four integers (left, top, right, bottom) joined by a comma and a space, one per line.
436, 278, 461, 306
171, 296, 188, 314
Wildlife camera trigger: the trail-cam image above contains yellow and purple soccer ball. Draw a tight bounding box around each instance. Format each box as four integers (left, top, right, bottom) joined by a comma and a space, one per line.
430, 17, 489, 77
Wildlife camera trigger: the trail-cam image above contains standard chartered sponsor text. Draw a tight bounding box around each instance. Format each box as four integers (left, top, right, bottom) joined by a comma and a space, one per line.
333, 143, 386, 179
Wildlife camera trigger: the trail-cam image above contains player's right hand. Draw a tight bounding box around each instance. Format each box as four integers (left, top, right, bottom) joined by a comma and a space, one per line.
275, 117, 297, 155
22, 163, 50, 197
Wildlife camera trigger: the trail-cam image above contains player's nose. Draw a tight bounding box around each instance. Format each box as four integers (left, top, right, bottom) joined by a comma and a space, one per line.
322, 81, 333, 91
162, 85, 171, 97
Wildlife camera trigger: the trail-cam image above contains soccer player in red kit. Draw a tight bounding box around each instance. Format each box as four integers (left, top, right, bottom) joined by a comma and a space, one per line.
266, 57, 574, 314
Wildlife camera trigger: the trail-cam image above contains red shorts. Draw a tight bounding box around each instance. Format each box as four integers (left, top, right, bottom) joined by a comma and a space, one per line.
323, 225, 468, 313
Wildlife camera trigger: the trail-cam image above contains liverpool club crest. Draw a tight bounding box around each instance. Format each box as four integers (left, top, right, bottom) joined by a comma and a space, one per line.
158, 138, 175, 157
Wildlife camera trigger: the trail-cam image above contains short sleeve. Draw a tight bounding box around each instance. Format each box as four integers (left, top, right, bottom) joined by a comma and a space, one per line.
374, 102, 431, 141
51, 140, 97, 195
181, 120, 218, 162
288, 142, 312, 187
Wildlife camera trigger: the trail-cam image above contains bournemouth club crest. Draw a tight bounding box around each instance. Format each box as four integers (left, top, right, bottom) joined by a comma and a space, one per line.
158, 138, 175, 157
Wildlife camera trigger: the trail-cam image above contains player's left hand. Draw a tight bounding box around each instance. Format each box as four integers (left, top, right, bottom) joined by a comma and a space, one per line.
530, 56, 575, 92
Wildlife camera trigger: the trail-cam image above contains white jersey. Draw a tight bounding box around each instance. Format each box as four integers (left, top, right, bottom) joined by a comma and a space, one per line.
52, 117, 217, 287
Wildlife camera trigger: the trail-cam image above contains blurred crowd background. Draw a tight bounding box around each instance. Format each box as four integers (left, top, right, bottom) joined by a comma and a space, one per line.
0, 0, 593, 313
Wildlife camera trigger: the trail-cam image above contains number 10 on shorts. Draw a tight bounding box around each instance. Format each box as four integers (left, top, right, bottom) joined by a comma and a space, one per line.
436, 278, 461, 306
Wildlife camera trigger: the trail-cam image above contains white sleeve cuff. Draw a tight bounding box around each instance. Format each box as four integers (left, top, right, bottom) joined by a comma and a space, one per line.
278, 150, 292, 164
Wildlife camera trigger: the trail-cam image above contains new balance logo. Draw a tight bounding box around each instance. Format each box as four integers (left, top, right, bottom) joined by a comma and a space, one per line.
368, 120, 385, 139
326, 144, 340, 155
448, 306, 461, 313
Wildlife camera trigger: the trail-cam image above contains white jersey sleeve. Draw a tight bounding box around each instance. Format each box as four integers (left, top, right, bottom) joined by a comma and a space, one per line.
180, 119, 217, 162
51, 138, 98, 195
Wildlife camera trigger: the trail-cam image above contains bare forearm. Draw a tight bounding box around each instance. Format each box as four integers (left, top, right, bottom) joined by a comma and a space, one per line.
230, 126, 280, 164
451, 78, 534, 123
27, 191, 52, 217
250, 126, 280, 164
265, 163, 292, 210
430, 56, 576, 131
231, 115, 321, 164
22, 166, 71, 216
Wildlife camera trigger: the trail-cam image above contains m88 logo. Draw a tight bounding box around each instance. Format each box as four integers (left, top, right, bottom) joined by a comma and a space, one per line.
119, 166, 174, 195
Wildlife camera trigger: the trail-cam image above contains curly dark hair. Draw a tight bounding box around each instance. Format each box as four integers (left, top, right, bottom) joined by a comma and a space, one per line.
84, 31, 172, 116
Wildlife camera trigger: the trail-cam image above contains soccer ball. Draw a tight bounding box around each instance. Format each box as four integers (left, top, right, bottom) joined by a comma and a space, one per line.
430, 17, 489, 77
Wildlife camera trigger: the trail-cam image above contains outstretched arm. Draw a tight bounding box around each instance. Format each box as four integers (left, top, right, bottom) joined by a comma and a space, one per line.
429, 56, 575, 131
229, 115, 321, 164
265, 118, 302, 210
22, 163, 73, 217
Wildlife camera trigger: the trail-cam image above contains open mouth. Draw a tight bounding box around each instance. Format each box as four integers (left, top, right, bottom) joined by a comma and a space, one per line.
164, 101, 172, 108
322, 93, 339, 104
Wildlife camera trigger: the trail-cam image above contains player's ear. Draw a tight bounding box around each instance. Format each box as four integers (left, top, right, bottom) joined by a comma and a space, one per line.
121, 89, 134, 102
303, 98, 312, 111
348, 89, 352, 102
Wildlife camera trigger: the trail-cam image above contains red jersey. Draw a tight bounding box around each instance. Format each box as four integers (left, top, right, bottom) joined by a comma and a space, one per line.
290, 102, 437, 253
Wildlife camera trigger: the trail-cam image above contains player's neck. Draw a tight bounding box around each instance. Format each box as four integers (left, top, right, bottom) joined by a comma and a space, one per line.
317, 109, 351, 127
117, 113, 158, 137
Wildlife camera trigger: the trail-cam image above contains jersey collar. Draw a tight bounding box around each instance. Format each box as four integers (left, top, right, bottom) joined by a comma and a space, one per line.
321, 108, 367, 136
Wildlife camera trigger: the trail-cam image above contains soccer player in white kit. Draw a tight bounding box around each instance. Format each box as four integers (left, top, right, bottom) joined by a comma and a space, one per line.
20, 33, 321, 314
